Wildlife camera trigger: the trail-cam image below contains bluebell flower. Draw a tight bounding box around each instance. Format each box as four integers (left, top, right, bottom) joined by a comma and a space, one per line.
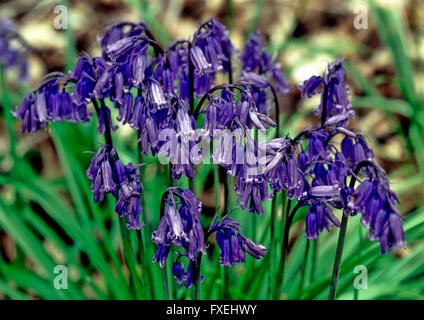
209, 215, 266, 266
353, 177, 405, 254
130, 95, 162, 155
12, 73, 91, 132
193, 19, 235, 73
264, 137, 306, 200
213, 132, 274, 215
240, 31, 291, 96
201, 86, 276, 136
305, 201, 340, 240
86, 145, 144, 229
234, 175, 273, 216
113, 160, 144, 230
298, 75, 322, 99
190, 45, 213, 75
172, 260, 204, 289
72, 53, 112, 104
116, 92, 133, 125
85, 145, 120, 202
99, 21, 152, 60
307, 130, 329, 162
152, 188, 206, 267
156, 100, 198, 179
307, 58, 355, 127
0, 19, 29, 81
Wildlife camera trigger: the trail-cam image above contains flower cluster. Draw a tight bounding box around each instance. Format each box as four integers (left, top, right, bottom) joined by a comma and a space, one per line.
12, 73, 92, 132
152, 187, 206, 288
283, 58, 406, 253
209, 213, 267, 266
86, 144, 144, 230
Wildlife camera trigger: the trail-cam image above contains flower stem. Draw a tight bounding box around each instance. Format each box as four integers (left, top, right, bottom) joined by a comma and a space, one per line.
297, 239, 310, 298
159, 189, 171, 300
167, 164, 175, 299
97, 99, 113, 148
94, 98, 144, 299
267, 191, 278, 299
273, 193, 290, 299
136, 131, 154, 299
328, 162, 365, 300
192, 256, 202, 300
267, 83, 280, 298
310, 238, 318, 283
213, 165, 220, 208
187, 43, 201, 299
118, 218, 145, 299
354, 225, 363, 300
328, 214, 349, 300
162, 266, 170, 300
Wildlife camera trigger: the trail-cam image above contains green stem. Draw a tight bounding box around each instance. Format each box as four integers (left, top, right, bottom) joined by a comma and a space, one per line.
137, 229, 152, 299
273, 193, 290, 299
162, 266, 170, 300
136, 131, 154, 299
222, 175, 232, 299
354, 226, 363, 300
192, 256, 202, 300
267, 83, 281, 299
297, 239, 310, 298
168, 165, 175, 299
213, 165, 220, 208
327, 159, 372, 300
267, 191, 278, 299
310, 238, 318, 283
328, 214, 349, 300
119, 218, 144, 299
220, 60, 235, 299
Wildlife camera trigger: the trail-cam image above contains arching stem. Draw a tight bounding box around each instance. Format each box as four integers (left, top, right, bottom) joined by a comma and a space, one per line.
328, 160, 374, 300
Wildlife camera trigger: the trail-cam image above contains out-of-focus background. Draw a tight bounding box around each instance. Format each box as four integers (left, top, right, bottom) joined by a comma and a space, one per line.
1, 0, 424, 300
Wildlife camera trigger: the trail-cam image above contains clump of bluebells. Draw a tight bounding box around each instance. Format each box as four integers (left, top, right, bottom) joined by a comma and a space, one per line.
12, 17, 405, 294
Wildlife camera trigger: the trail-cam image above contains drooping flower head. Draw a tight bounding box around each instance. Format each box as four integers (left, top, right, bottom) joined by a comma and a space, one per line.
298, 58, 354, 127
152, 187, 206, 267
99, 21, 153, 60
114, 160, 145, 230
304, 201, 340, 240
12, 72, 91, 133
85, 144, 144, 229
192, 18, 236, 74
209, 213, 267, 266
240, 31, 291, 97
352, 162, 405, 254
264, 137, 306, 200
